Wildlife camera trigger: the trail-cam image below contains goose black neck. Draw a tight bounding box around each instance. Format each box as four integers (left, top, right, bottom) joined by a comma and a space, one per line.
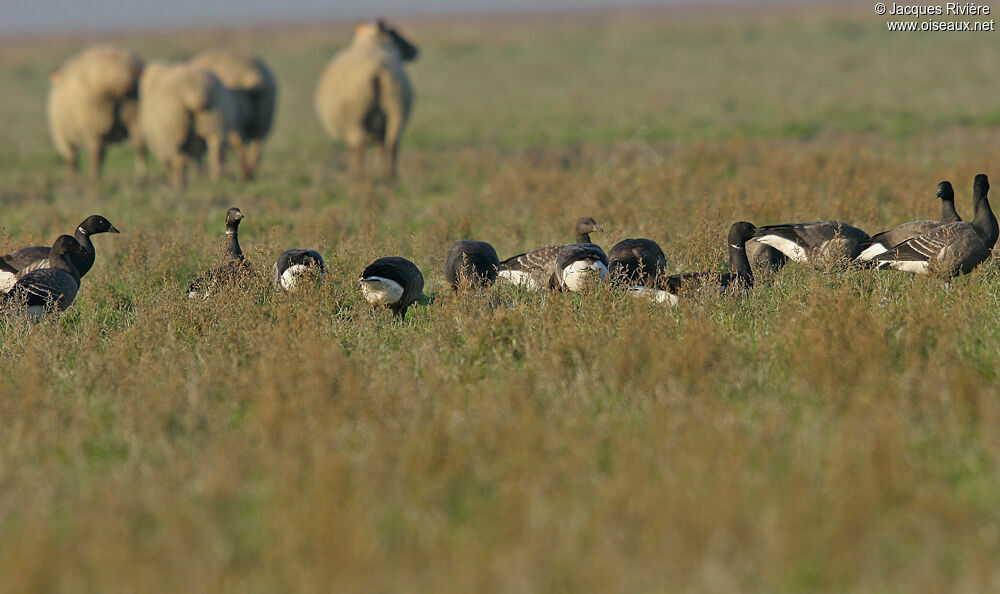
224, 224, 244, 261
50, 250, 82, 283
576, 232, 591, 244
728, 240, 754, 287
973, 191, 999, 247
941, 197, 961, 224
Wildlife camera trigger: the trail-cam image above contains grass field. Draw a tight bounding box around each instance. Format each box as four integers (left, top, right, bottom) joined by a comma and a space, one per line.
2, 4, 1000, 591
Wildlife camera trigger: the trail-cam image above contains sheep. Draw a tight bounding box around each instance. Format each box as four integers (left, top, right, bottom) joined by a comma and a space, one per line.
138, 61, 236, 188
315, 20, 418, 180
47, 44, 146, 180
190, 50, 277, 180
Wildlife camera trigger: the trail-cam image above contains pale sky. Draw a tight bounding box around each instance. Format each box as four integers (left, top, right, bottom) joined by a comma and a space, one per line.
1, 0, 758, 35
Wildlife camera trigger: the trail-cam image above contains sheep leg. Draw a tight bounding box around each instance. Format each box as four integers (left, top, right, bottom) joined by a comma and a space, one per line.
132, 133, 147, 179
88, 141, 106, 182
378, 140, 399, 180
244, 140, 261, 180
65, 145, 80, 177
170, 156, 187, 189
207, 136, 223, 181
350, 142, 365, 180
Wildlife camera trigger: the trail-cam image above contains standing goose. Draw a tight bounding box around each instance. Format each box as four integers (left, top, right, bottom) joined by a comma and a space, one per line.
873, 174, 997, 276
187, 207, 252, 298
754, 220, 870, 263
444, 240, 500, 289
498, 217, 607, 291
359, 256, 424, 320
3, 235, 87, 318
1, 214, 120, 293
629, 222, 757, 306
608, 238, 666, 287
273, 249, 326, 292
856, 181, 961, 262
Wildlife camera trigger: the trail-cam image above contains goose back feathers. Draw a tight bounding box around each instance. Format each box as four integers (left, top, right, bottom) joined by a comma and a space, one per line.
754, 220, 870, 263
360, 256, 424, 320
444, 240, 500, 289
187, 207, 252, 298
3, 235, 86, 317
273, 249, 326, 292
856, 181, 961, 261
1, 214, 119, 290
608, 238, 666, 286
745, 238, 787, 275
873, 174, 997, 276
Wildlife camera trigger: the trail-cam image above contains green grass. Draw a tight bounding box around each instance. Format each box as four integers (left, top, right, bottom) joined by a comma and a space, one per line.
2, 5, 1000, 592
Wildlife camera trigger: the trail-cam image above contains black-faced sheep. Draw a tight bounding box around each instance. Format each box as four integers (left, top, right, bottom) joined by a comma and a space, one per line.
315, 20, 418, 180
47, 44, 146, 180
190, 50, 277, 180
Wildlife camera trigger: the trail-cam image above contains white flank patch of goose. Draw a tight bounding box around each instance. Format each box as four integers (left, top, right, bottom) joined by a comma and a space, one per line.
187, 207, 252, 298
754, 220, 870, 263
1, 214, 120, 293
629, 221, 757, 306
856, 181, 961, 262
498, 216, 606, 292
359, 256, 424, 320
744, 238, 787, 276
873, 174, 997, 276
608, 238, 666, 287
444, 240, 500, 289
273, 249, 326, 292
2, 235, 86, 319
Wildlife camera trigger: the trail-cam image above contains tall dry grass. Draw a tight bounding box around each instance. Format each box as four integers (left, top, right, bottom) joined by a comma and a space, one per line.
2, 5, 1000, 592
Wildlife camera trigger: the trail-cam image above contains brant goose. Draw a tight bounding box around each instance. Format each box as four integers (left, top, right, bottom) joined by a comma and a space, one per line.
745, 239, 787, 275
3, 235, 86, 318
754, 220, 870, 263
608, 238, 666, 286
273, 249, 326, 292
498, 217, 607, 291
1, 214, 120, 292
444, 240, 500, 289
856, 181, 961, 262
629, 222, 757, 305
187, 207, 252, 298
359, 256, 424, 320
873, 174, 997, 276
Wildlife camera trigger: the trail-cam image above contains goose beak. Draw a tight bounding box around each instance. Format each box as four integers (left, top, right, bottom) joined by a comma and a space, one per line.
109, 225, 121, 233
595, 225, 605, 232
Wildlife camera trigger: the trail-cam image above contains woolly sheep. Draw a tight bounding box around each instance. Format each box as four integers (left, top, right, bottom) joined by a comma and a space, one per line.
138, 61, 237, 188
315, 20, 418, 179
190, 50, 277, 180
47, 44, 146, 180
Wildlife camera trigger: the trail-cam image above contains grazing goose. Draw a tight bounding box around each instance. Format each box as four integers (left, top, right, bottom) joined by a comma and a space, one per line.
444, 240, 500, 289
754, 220, 870, 263
873, 174, 997, 276
608, 238, 666, 286
629, 222, 757, 306
3, 235, 86, 318
498, 217, 606, 291
187, 207, 252, 298
745, 238, 787, 275
1, 214, 120, 292
856, 181, 961, 262
359, 256, 424, 320
273, 249, 326, 292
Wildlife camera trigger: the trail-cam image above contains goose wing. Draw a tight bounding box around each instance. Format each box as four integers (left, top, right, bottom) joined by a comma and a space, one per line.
6, 268, 79, 310
2, 245, 50, 273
